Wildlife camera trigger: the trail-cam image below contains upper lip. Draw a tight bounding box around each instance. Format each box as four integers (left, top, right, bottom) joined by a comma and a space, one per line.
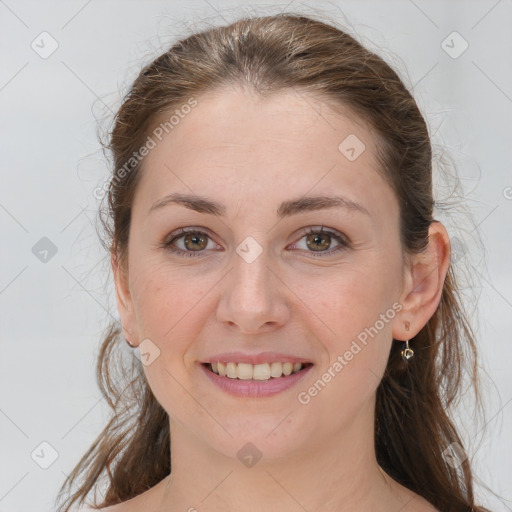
201, 351, 313, 365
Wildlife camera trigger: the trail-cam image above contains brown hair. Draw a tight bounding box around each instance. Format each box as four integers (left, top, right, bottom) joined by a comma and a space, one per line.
56, 13, 491, 512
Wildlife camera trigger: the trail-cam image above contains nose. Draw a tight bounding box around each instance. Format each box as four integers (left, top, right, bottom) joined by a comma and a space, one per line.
216, 247, 291, 334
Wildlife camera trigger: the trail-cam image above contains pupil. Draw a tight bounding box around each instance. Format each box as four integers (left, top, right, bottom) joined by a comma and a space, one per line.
307, 233, 330, 251
185, 233, 207, 250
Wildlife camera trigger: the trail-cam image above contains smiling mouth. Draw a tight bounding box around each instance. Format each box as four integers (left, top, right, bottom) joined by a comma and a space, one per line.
202, 362, 313, 380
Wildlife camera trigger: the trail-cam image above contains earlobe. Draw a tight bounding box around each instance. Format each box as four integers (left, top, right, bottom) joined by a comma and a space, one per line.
392, 221, 451, 341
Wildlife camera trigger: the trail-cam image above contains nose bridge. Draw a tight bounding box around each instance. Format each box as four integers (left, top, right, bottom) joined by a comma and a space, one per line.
231, 237, 274, 309
217, 234, 289, 332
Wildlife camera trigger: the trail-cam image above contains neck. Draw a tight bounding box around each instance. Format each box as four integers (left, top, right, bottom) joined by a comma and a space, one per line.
155, 399, 408, 512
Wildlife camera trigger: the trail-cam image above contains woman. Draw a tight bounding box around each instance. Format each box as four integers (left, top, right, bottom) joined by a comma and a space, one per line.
56, 12, 491, 512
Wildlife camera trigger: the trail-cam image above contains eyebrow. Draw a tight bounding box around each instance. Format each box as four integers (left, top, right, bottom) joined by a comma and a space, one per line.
148, 192, 370, 218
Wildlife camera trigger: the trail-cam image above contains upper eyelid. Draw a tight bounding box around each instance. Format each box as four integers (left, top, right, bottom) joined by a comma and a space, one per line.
164, 227, 218, 245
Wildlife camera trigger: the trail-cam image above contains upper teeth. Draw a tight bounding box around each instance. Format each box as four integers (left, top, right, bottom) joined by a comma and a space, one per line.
210, 362, 304, 380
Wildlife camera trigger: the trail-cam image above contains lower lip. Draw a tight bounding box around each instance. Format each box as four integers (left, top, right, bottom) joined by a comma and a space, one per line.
199, 363, 314, 398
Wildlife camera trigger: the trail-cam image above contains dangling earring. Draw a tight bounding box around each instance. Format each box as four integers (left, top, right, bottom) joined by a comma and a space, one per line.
401, 321, 414, 361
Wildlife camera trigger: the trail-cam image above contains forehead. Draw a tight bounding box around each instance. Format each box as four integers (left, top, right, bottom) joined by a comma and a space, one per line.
148, 86, 376, 153
133, 87, 395, 221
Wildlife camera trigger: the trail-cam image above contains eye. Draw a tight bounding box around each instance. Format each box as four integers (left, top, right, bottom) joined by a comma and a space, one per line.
161, 226, 350, 258
290, 227, 350, 256
162, 228, 220, 257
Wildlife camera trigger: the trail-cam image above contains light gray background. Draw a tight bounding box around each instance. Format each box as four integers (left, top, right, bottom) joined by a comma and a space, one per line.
1, 1, 511, 511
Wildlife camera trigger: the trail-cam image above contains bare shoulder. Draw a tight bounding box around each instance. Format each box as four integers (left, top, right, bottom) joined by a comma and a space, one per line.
91, 503, 131, 512
74, 500, 133, 512
415, 499, 440, 512
76, 505, 123, 512
93, 500, 138, 512
398, 492, 440, 512
90, 477, 170, 512
388, 478, 440, 512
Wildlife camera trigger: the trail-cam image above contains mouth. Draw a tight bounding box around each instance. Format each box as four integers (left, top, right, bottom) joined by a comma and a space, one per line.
199, 360, 314, 398
201, 361, 314, 380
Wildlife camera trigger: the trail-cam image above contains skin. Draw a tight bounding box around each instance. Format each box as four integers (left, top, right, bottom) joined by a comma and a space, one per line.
108, 87, 450, 512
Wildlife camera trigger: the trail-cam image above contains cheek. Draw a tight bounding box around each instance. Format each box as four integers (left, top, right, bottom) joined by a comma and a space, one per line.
129, 263, 220, 383
131, 261, 211, 339
129, 266, 212, 412
299, 278, 394, 424
297, 257, 400, 393
301, 262, 398, 343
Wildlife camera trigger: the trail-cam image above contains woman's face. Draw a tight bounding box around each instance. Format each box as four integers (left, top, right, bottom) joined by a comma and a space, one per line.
115, 87, 408, 462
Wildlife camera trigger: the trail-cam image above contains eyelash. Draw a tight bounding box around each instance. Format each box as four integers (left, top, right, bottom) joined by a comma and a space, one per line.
161, 226, 350, 258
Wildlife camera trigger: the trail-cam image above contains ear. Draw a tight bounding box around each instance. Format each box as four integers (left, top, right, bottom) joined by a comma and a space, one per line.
392, 221, 451, 341
111, 248, 138, 346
